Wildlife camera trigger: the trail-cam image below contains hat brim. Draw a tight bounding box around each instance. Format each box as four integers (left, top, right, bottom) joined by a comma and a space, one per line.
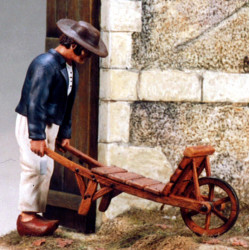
57, 19, 108, 58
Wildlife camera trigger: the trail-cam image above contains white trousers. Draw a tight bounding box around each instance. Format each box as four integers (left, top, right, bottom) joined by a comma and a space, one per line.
15, 114, 59, 212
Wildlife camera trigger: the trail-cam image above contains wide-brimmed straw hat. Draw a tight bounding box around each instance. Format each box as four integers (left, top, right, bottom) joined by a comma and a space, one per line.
57, 19, 108, 57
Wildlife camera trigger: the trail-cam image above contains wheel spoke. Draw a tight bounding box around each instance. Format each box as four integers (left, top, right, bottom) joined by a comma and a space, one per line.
208, 184, 215, 201
212, 207, 228, 223
213, 196, 230, 207
201, 195, 209, 201
205, 212, 211, 230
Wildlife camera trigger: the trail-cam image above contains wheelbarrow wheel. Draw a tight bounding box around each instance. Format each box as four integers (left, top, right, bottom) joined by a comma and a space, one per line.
180, 177, 239, 237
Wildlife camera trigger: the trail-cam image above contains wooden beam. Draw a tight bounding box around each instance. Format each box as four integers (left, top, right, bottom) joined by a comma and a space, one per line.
46, 0, 57, 37
47, 190, 82, 211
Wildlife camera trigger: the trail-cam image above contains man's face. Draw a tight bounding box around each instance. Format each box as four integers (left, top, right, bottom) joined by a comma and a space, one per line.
70, 44, 92, 64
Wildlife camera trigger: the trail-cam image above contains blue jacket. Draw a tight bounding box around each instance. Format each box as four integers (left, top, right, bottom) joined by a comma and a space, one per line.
15, 49, 79, 140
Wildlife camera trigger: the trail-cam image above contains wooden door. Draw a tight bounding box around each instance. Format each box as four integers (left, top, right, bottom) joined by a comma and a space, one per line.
44, 0, 100, 233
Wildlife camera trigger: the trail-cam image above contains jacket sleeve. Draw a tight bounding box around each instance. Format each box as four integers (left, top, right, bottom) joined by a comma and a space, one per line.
27, 62, 53, 140
56, 114, 72, 139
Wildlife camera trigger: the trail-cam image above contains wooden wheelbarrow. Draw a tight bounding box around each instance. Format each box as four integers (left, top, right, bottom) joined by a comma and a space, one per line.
45, 145, 239, 237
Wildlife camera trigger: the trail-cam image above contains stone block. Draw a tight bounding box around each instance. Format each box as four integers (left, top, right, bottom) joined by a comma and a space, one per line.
203, 71, 249, 102
98, 143, 109, 165
100, 69, 138, 101
98, 102, 109, 144
101, 32, 132, 68
98, 102, 130, 143
139, 70, 201, 101
101, 0, 142, 32
98, 143, 173, 182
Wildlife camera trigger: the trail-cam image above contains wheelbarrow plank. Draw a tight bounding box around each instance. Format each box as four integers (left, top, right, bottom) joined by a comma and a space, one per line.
126, 177, 161, 189
144, 183, 165, 195
162, 182, 174, 196
161, 157, 193, 196
170, 168, 183, 183
172, 156, 205, 195
92, 166, 127, 176
107, 172, 144, 183
178, 157, 192, 170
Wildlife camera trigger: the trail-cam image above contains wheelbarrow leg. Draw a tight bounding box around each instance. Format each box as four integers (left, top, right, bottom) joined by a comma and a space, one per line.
75, 173, 86, 196
78, 180, 98, 216
99, 190, 122, 212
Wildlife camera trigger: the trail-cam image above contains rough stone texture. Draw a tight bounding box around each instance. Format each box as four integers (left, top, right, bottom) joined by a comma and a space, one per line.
130, 102, 249, 201
100, 69, 138, 101
101, 0, 142, 32
98, 102, 130, 143
132, 0, 249, 73
139, 70, 201, 101
101, 32, 133, 68
203, 71, 249, 102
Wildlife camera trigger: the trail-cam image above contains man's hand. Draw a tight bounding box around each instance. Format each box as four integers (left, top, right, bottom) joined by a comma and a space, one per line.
56, 138, 70, 153
30, 140, 46, 157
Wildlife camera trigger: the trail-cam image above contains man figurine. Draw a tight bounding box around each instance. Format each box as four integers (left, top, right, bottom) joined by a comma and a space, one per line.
15, 19, 108, 236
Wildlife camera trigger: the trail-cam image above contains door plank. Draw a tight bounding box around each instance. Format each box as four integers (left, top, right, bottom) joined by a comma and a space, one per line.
67, 0, 79, 20
56, 0, 67, 25
47, 0, 57, 37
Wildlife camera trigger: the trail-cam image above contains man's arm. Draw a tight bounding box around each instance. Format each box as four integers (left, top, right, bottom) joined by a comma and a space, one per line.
26, 62, 54, 157
27, 62, 53, 140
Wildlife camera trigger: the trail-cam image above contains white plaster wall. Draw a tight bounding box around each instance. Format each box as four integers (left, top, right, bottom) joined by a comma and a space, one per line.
0, 0, 46, 236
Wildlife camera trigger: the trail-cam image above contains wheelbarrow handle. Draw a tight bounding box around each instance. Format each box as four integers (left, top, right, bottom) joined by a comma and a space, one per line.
60, 144, 103, 168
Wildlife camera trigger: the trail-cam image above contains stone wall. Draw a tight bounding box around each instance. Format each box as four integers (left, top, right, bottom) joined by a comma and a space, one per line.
132, 0, 249, 73
99, 0, 249, 219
